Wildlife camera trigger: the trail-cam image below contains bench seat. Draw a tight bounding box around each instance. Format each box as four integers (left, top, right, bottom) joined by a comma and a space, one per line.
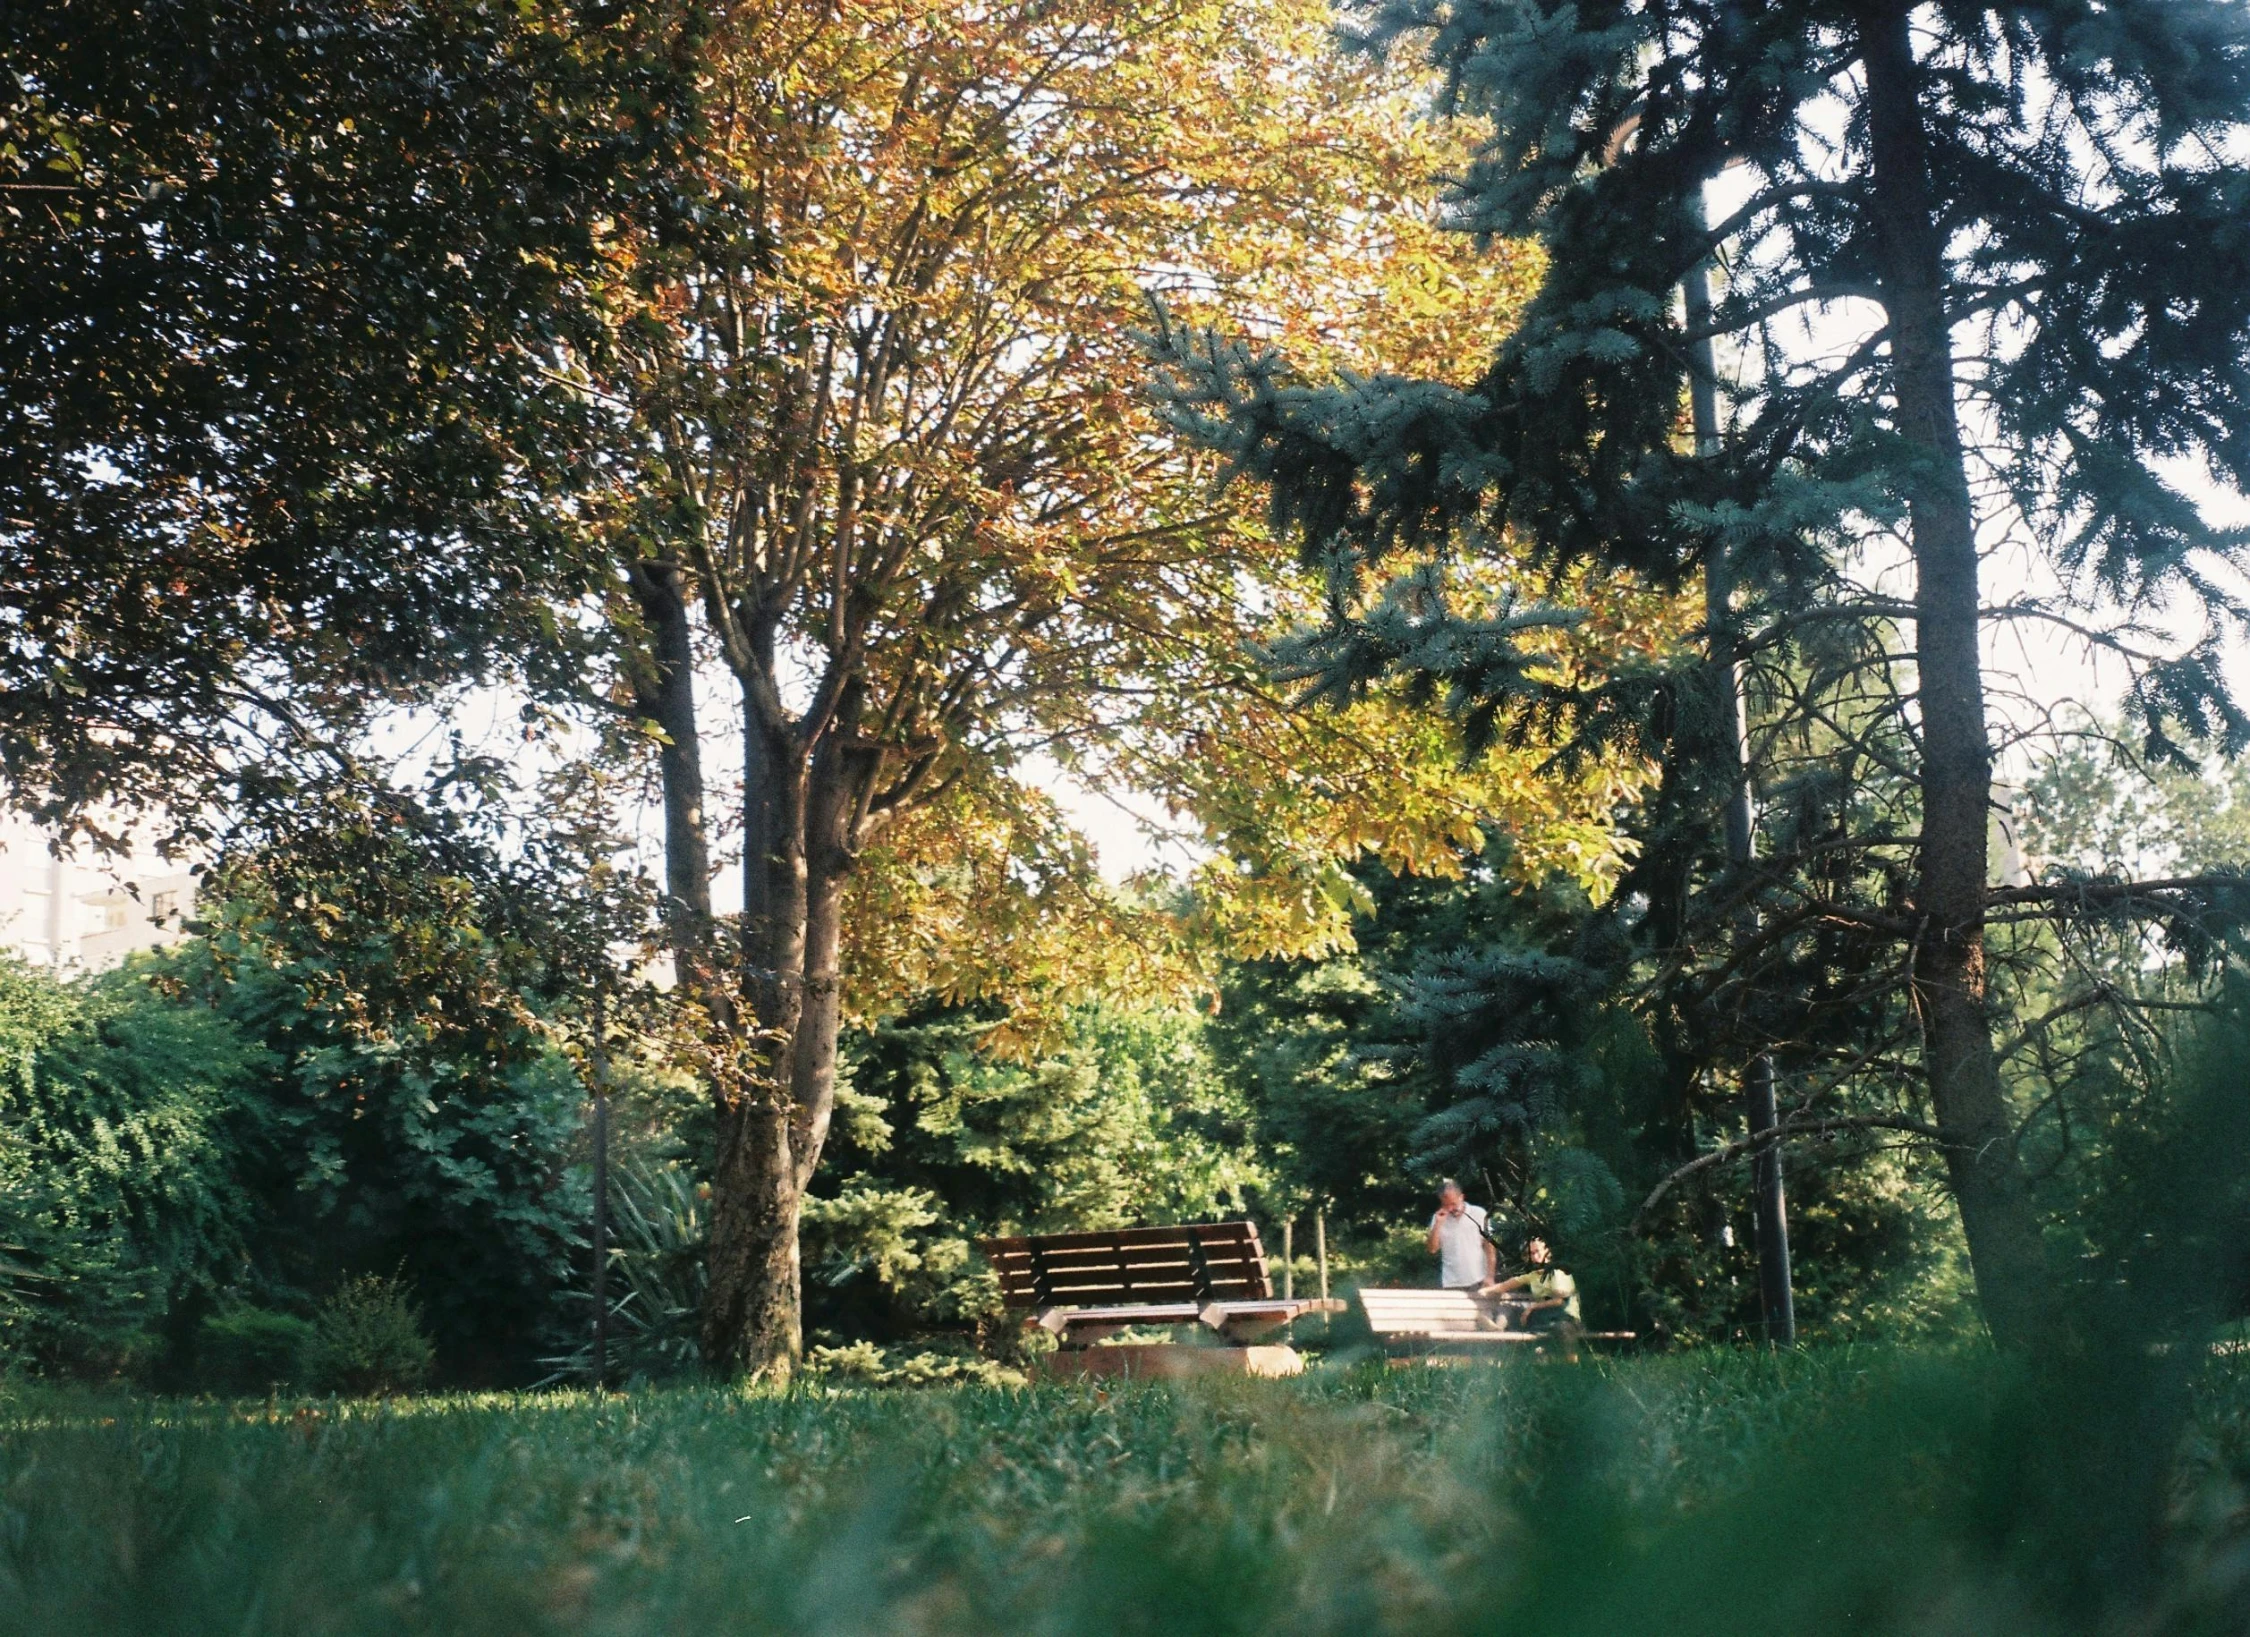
1357, 1287, 1633, 1358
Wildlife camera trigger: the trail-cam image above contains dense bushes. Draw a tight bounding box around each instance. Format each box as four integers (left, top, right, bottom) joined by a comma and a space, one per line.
186, 932, 589, 1384
0, 960, 269, 1376
2, 885, 1986, 1390
178, 1280, 437, 1397
0, 933, 586, 1388
196, 1308, 316, 1394
18, 772, 2228, 1388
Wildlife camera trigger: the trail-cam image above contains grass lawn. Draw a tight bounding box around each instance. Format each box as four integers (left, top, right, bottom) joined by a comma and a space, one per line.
4, 1345, 2248, 1635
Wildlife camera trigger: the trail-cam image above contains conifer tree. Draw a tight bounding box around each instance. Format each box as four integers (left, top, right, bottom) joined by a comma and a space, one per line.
1154, 0, 2250, 1348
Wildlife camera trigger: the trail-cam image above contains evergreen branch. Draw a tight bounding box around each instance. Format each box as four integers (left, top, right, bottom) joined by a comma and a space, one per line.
1693, 283, 1886, 343
1985, 874, 2250, 910
1632, 1114, 1949, 1228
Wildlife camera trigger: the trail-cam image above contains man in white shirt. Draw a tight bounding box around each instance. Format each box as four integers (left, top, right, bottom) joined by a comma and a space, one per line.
1426, 1179, 1496, 1290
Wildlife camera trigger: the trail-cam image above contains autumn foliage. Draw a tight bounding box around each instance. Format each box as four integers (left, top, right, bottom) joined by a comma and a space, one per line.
568, 0, 1679, 1370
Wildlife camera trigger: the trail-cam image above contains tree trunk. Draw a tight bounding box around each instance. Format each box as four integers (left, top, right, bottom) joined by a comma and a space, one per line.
695, 696, 811, 1377
1687, 252, 1795, 1345
1859, 4, 2055, 1353
626, 558, 715, 948
695, 677, 865, 1378
703, 1096, 805, 1378
786, 734, 856, 1195
631, 557, 825, 1378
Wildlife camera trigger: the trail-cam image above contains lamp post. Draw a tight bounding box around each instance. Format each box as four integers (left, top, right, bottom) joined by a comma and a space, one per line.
590, 991, 611, 1387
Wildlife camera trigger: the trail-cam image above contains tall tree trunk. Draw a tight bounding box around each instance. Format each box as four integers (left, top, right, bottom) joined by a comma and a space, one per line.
626, 558, 715, 949
625, 557, 802, 1375
1859, 4, 2054, 1352
1687, 252, 1795, 1345
700, 696, 812, 1377
696, 672, 867, 1377
630, 557, 819, 1377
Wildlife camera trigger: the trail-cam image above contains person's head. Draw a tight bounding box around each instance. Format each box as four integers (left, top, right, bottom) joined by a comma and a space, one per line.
1524, 1237, 1551, 1266
1438, 1179, 1465, 1209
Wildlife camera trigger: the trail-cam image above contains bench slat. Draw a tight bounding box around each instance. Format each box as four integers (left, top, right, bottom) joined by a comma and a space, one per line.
1358, 1289, 1634, 1348
1359, 1287, 1500, 1337
984, 1223, 1261, 1255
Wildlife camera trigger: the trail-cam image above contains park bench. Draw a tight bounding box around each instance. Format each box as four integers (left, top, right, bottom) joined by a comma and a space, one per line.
1356, 1287, 1634, 1363
980, 1221, 1341, 1378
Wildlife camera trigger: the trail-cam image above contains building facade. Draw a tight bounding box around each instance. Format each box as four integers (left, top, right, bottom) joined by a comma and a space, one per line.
0, 811, 198, 972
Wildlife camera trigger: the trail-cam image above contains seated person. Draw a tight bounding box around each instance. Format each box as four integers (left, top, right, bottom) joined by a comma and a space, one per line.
1479, 1237, 1580, 1332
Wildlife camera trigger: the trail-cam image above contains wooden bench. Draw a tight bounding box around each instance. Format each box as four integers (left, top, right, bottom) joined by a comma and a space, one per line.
980, 1222, 1340, 1377
1357, 1287, 1634, 1362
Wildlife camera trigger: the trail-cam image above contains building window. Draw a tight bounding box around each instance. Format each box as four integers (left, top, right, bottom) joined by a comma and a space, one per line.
152, 890, 178, 923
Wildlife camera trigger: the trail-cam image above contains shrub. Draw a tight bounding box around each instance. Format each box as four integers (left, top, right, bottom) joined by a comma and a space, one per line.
197, 1306, 315, 1394
802, 1340, 1022, 1389
303, 1275, 433, 1395
0, 957, 270, 1374
542, 1157, 708, 1387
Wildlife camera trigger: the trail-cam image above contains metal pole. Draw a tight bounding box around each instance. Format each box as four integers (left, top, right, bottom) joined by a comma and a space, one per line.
590, 991, 611, 1387
1282, 1217, 1294, 1300
1315, 1209, 1328, 1305
1685, 251, 1795, 1347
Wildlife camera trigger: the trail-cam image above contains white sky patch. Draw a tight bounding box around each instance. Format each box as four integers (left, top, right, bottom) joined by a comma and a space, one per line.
1016, 752, 1206, 883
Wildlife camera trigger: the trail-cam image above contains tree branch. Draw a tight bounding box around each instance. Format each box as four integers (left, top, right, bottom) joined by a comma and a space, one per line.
1634, 1114, 1948, 1226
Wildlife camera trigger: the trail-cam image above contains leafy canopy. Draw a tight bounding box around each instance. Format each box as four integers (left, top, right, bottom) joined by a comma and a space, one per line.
2, 0, 689, 837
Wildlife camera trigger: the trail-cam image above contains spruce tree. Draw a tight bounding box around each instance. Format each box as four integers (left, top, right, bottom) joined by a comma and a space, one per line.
1154, 0, 2250, 1348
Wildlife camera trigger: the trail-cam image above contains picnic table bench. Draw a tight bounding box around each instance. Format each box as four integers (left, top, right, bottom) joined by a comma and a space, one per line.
1357, 1287, 1634, 1363
980, 1222, 1342, 1378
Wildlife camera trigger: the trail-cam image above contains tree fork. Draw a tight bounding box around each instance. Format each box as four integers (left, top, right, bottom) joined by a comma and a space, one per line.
1859, 2, 2054, 1352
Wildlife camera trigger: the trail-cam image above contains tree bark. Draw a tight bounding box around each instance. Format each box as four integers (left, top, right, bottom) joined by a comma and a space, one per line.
703, 1093, 805, 1378
625, 558, 715, 948
694, 688, 810, 1378
788, 732, 857, 1194
693, 665, 868, 1378
1859, 4, 2055, 1353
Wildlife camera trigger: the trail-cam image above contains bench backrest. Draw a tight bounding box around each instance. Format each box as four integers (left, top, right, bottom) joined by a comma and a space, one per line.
981, 1222, 1273, 1309
1357, 1287, 1490, 1336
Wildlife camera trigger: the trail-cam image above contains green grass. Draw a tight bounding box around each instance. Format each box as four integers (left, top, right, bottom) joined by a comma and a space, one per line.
4, 1346, 2247, 1634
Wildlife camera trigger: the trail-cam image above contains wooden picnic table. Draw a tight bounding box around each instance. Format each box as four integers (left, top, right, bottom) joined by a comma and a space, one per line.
979, 1222, 1342, 1375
